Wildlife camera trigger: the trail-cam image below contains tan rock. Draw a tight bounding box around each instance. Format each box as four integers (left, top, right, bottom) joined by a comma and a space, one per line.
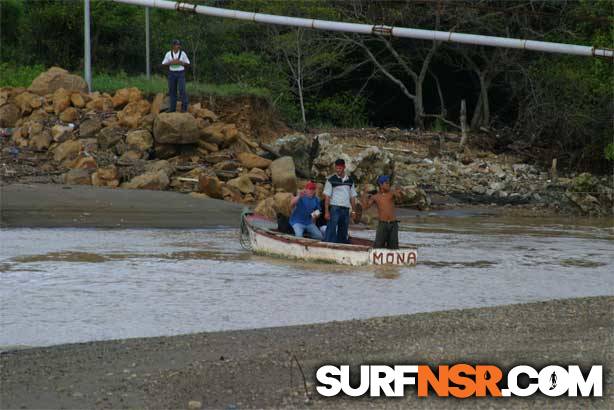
28, 109, 48, 122
53, 139, 82, 162
70, 93, 85, 108
86, 95, 114, 112
0, 103, 20, 127
197, 140, 219, 152
118, 100, 151, 129
29, 130, 52, 151
70, 156, 97, 170
51, 124, 75, 142
273, 192, 293, 217
150, 93, 164, 115
237, 152, 271, 170
97, 127, 124, 149
59, 107, 79, 123
120, 150, 142, 161
112, 87, 142, 109
222, 185, 242, 203
28, 67, 88, 96
227, 175, 255, 194
201, 123, 239, 147
198, 174, 223, 199
53, 88, 72, 115
246, 167, 269, 183
63, 168, 92, 185
15, 91, 41, 114
254, 197, 276, 219
126, 129, 153, 151
153, 112, 199, 144
79, 118, 102, 139
121, 170, 170, 190
270, 156, 297, 194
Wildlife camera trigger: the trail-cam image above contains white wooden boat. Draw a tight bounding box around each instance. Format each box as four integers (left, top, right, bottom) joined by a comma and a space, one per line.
240, 211, 417, 266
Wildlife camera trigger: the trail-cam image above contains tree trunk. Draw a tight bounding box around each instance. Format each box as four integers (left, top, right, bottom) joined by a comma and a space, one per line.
459, 99, 468, 149
414, 82, 424, 129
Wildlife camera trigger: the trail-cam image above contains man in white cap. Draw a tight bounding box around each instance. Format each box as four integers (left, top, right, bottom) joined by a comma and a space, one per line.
162, 39, 190, 112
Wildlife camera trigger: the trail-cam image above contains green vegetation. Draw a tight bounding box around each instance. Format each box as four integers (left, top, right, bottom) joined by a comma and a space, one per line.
0, 63, 46, 88
92, 72, 269, 98
0, 0, 611, 171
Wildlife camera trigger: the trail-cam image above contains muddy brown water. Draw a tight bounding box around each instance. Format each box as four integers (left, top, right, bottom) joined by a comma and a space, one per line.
1, 214, 612, 348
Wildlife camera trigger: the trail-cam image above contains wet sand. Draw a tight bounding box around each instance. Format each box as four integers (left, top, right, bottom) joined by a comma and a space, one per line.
0, 184, 243, 228
1, 296, 612, 409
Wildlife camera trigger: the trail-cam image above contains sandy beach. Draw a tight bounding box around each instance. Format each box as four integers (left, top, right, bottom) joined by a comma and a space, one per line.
1, 296, 612, 409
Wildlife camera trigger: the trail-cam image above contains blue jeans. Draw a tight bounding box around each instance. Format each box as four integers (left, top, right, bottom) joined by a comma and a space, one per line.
325, 205, 350, 244
168, 71, 188, 112
292, 223, 323, 240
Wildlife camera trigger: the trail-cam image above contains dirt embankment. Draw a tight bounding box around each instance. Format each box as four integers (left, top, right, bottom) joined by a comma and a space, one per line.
1, 296, 612, 409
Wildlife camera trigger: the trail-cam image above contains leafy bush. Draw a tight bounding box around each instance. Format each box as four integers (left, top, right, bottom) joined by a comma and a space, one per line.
605, 143, 614, 162
307, 93, 368, 128
0, 63, 46, 88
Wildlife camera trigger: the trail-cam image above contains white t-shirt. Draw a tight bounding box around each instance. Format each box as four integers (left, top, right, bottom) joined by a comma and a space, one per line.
162, 50, 190, 72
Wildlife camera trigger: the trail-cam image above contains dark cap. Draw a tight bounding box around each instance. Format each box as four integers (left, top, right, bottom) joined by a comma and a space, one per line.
334, 158, 345, 166
172, 39, 181, 46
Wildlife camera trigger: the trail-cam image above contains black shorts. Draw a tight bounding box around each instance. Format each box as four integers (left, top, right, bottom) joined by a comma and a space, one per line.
374, 220, 399, 249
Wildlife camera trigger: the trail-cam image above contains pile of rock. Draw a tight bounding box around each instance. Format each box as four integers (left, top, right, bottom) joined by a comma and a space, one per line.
0, 67, 298, 205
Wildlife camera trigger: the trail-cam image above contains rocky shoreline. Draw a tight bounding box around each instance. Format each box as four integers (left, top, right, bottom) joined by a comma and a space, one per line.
1, 67, 612, 220
1, 296, 612, 409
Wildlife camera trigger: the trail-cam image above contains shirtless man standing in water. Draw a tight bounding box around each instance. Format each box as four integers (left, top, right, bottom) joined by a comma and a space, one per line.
361, 175, 402, 249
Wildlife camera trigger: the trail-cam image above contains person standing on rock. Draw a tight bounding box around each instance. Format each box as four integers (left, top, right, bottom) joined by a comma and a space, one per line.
161, 39, 190, 112
323, 159, 358, 244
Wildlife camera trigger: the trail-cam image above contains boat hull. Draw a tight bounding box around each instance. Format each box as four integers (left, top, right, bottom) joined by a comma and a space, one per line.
242, 213, 417, 266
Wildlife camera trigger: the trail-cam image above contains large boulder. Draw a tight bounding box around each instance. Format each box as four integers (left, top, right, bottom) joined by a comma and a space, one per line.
126, 129, 153, 152
270, 156, 297, 194
273, 133, 312, 177
117, 100, 151, 128
121, 170, 169, 190
153, 112, 199, 144
237, 152, 271, 170
0, 103, 20, 127
144, 159, 174, 177
28, 67, 88, 96
198, 174, 223, 199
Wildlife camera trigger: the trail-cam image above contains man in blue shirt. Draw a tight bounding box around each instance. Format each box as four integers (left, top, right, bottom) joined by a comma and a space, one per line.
289, 181, 323, 240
